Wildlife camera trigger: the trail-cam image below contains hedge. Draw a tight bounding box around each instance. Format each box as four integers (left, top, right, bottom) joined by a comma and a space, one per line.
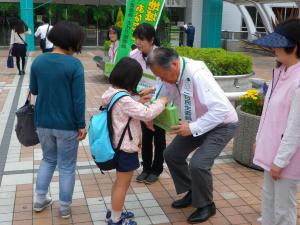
174, 47, 253, 76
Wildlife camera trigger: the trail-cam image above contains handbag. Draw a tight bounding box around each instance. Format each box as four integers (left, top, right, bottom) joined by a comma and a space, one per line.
40, 24, 50, 50
7, 50, 14, 68
15, 92, 40, 146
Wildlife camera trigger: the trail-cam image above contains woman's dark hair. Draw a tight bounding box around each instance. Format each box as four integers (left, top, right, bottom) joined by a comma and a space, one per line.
42, 15, 49, 24
133, 23, 160, 46
279, 19, 300, 58
107, 26, 121, 40
14, 19, 27, 34
109, 57, 143, 93
48, 21, 85, 53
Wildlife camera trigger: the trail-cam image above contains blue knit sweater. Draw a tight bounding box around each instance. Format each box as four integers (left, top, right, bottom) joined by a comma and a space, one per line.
30, 53, 86, 130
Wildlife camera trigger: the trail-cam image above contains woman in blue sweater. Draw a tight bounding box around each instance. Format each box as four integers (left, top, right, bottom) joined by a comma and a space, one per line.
30, 21, 86, 219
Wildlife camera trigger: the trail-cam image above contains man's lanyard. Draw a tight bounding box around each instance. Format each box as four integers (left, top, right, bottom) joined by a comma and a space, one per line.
155, 57, 186, 99
176, 57, 186, 95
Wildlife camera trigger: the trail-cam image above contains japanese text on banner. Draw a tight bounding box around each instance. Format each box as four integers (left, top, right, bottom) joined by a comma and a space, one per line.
116, 0, 165, 63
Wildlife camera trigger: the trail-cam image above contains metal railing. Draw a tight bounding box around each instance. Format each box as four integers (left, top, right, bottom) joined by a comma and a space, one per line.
222, 30, 267, 41
222, 31, 249, 40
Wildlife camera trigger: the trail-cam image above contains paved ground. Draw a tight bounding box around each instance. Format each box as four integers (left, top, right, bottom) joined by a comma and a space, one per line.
0, 49, 298, 225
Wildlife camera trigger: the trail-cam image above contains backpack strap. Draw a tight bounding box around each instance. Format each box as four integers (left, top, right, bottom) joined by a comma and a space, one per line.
107, 91, 133, 152
46, 24, 50, 35
116, 117, 132, 151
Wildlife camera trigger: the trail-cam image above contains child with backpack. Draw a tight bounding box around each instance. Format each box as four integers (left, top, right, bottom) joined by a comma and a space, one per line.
101, 57, 168, 225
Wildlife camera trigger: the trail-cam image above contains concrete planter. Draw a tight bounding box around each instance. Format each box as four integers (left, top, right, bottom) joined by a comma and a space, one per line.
214, 73, 254, 92
233, 105, 263, 170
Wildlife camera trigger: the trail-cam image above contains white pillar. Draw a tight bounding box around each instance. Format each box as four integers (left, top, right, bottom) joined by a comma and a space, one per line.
262, 4, 276, 28
238, 5, 257, 41
185, 0, 203, 48
252, 2, 273, 33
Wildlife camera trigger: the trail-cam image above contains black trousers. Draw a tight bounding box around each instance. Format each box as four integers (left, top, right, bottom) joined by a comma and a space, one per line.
16, 56, 26, 73
43, 48, 53, 53
141, 122, 166, 176
187, 39, 194, 47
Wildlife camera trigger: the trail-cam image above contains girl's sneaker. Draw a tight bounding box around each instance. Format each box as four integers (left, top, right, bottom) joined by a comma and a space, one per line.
107, 219, 137, 225
123, 219, 137, 225
105, 210, 134, 221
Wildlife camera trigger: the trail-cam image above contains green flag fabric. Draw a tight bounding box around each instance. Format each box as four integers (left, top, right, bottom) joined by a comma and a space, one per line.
115, 0, 165, 63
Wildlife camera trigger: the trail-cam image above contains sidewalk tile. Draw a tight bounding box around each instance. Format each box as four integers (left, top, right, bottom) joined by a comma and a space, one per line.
0, 213, 13, 222
144, 206, 165, 216
149, 214, 170, 224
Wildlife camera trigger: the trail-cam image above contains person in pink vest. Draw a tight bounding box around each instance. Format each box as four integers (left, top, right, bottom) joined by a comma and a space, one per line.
107, 26, 120, 63
253, 19, 300, 225
129, 23, 166, 184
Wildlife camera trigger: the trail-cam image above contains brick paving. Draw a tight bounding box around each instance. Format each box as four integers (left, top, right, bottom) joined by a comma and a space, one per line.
0, 48, 299, 225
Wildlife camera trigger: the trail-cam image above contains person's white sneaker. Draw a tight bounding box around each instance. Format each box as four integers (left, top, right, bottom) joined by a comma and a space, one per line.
60, 206, 71, 219
33, 197, 52, 212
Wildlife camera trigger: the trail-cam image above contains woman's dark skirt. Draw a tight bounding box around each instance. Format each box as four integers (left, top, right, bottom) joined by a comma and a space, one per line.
12, 43, 27, 57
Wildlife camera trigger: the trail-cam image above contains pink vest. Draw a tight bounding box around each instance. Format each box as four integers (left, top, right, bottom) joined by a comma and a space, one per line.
253, 62, 300, 180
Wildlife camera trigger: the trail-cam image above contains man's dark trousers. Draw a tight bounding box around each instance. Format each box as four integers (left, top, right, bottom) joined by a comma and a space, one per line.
164, 123, 238, 208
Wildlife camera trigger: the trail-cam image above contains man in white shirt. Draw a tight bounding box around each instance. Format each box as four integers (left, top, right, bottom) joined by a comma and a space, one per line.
147, 48, 238, 223
35, 16, 53, 53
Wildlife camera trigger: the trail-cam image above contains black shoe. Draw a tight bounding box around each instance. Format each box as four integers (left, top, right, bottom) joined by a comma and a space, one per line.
144, 173, 158, 184
18, 71, 22, 75
171, 191, 192, 208
22, 70, 25, 75
136, 172, 148, 182
187, 202, 216, 224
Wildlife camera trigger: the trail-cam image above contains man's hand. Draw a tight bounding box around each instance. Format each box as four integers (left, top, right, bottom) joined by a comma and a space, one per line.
170, 121, 192, 136
270, 163, 283, 181
253, 143, 256, 154
77, 128, 87, 141
139, 87, 155, 96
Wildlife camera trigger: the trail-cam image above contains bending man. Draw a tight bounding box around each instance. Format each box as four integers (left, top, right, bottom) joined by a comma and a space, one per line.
147, 48, 238, 224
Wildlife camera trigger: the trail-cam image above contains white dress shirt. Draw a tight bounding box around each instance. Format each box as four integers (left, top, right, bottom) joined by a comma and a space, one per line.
159, 57, 238, 137
35, 24, 54, 49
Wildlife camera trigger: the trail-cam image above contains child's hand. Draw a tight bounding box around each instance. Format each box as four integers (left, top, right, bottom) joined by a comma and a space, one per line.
159, 96, 169, 105
140, 87, 155, 96
139, 95, 152, 104
145, 121, 155, 131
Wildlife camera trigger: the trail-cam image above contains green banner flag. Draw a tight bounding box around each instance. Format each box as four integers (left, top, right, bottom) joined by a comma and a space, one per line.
115, 0, 165, 63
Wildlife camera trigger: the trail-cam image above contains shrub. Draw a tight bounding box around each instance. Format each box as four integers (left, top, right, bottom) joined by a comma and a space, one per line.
174, 47, 253, 75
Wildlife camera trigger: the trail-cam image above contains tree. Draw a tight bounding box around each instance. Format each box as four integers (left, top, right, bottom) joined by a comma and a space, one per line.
0, 3, 18, 45
92, 5, 114, 46
115, 7, 124, 28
